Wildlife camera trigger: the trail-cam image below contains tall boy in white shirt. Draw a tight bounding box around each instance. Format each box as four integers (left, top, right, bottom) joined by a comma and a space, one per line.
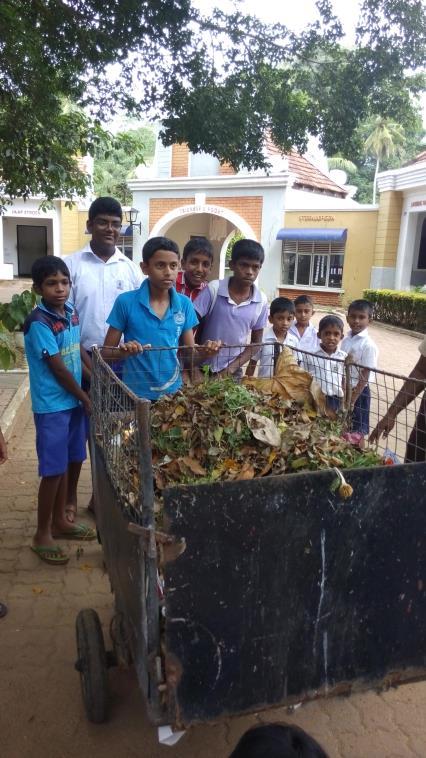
341, 299, 378, 442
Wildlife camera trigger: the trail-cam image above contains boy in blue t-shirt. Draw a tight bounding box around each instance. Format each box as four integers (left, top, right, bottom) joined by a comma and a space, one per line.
104, 237, 218, 399
24, 257, 95, 565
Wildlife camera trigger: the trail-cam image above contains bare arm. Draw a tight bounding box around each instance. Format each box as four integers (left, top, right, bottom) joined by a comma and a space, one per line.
45, 353, 91, 414
350, 367, 369, 405
101, 326, 148, 361
245, 358, 258, 377
369, 354, 426, 443
80, 345, 92, 383
221, 329, 264, 376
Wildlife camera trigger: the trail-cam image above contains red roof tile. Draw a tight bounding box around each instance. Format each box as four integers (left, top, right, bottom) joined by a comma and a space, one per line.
265, 140, 347, 197
403, 150, 426, 166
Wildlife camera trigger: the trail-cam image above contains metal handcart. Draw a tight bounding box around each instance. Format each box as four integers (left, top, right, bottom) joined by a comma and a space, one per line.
75, 345, 426, 733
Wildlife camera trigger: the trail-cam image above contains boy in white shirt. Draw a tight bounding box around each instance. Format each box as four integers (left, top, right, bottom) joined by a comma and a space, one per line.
306, 315, 347, 412
288, 295, 320, 367
246, 297, 298, 378
341, 299, 378, 441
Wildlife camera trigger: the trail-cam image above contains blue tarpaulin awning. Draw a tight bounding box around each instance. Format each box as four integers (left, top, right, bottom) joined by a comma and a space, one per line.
276, 228, 347, 243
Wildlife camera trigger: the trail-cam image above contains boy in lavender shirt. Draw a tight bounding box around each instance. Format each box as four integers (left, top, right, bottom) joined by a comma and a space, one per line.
194, 239, 268, 376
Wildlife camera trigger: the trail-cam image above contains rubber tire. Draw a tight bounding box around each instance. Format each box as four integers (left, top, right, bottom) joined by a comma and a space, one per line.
75, 608, 109, 723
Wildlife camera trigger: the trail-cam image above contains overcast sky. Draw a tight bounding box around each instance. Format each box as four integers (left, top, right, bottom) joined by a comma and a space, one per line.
193, 0, 361, 44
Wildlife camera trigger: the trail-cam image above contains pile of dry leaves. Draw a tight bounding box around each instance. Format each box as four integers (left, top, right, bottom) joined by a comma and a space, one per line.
150, 375, 381, 494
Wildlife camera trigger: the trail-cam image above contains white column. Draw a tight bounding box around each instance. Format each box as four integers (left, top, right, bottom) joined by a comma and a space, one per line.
394, 210, 416, 290
0, 216, 14, 279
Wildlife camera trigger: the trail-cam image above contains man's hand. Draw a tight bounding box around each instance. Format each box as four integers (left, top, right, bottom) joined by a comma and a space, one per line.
369, 412, 396, 444
0, 431, 7, 464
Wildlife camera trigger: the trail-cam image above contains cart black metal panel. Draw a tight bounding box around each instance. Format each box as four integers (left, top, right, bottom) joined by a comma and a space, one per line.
163, 462, 426, 725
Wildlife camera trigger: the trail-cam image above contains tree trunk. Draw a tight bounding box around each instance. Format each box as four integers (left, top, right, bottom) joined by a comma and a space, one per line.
373, 156, 380, 204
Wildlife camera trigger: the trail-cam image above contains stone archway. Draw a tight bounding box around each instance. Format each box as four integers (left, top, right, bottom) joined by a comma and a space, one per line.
149, 203, 257, 280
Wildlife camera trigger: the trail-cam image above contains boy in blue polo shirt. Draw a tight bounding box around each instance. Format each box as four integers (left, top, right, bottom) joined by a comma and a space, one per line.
24, 257, 95, 565
103, 237, 216, 399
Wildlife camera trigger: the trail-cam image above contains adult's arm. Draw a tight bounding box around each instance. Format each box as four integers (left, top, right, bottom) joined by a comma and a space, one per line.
369, 354, 426, 443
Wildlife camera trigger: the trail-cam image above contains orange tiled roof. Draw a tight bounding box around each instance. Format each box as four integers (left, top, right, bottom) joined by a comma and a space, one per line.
403, 150, 426, 166
265, 140, 347, 197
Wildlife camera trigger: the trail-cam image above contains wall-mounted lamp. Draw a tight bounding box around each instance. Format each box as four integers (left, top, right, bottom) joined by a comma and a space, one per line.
124, 207, 141, 234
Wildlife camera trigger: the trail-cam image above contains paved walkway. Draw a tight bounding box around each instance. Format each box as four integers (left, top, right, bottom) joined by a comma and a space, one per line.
0, 309, 425, 757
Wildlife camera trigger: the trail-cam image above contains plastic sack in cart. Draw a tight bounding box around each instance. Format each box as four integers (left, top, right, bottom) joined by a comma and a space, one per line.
383, 447, 401, 465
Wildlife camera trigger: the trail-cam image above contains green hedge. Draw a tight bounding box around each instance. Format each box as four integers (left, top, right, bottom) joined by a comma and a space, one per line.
363, 289, 426, 333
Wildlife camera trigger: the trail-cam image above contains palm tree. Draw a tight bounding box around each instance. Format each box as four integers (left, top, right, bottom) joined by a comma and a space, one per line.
363, 117, 405, 203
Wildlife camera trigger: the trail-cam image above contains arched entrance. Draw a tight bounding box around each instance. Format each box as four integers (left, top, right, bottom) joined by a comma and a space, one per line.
149, 204, 257, 279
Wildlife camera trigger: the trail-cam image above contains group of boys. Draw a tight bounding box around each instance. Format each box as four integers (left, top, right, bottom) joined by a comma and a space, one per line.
249, 294, 378, 433
22, 196, 378, 566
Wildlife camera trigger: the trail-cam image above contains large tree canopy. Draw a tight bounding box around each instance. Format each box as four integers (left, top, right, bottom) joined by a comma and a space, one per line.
0, 0, 424, 205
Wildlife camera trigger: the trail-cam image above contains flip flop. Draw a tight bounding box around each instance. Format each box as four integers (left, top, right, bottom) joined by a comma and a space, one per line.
52, 523, 96, 541
31, 545, 70, 565
0, 602, 8, 618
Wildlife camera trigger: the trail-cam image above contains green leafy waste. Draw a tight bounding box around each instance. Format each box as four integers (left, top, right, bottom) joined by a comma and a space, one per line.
146, 378, 383, 492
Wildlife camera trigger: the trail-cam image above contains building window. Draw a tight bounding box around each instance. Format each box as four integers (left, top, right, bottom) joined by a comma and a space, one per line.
281, 240, 345, 289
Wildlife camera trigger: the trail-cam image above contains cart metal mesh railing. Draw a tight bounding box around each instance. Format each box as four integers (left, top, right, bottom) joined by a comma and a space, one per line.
90, 342, 426, 515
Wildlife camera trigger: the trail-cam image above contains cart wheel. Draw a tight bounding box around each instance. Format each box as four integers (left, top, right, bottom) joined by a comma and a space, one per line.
75, 608, 109, 723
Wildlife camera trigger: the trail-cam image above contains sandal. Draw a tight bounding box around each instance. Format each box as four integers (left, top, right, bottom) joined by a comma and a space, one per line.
52, 523, 96, 541
31, 545, 69, 565
0, 601, 8, 618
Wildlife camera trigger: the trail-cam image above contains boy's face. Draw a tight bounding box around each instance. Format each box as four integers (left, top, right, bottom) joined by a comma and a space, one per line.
87, 213, 121, 249
181, 251, 212, 288
347, 309, 370, 335
270, 310, 294, 337
295, 303, 314, 326
141, 249, 179, 290
319, 325, 343, 353
35, 271, 70, 310
229, 257, 262, 284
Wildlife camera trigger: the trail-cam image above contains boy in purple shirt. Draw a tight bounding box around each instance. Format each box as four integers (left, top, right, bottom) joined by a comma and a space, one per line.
194, 239, 268, 375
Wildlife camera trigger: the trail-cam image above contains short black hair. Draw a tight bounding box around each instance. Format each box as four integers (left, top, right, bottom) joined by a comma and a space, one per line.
182, 236, 213, 262
231, 238, 264, 264
270, 297, 295, 317
31, 256, 70, 288
348, 299, 373, 318
294, 294, 314, 308
229, 723, 329, 758
318, 314, 344, 334
88, 196, 122, 221
142, 236, 180, 263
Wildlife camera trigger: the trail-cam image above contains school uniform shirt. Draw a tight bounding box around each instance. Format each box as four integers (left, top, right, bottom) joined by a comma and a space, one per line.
24, 301, 82, 413
341, 329, 378, 387
64, 244, 143, 351
305, 347, 347, 397
194, 278, 268, 372
288, 322, 320, 353
106, 280, 198, 400
254, 326, 299, 378
175, 271, 207, 301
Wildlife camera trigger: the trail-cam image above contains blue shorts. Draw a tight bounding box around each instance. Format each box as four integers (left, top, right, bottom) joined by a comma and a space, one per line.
34, 406, 87, 477
326, 395, 342, 412
351, 385, 371, 435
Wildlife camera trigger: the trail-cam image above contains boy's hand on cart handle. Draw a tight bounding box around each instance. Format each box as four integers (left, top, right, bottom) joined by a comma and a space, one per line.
121, 341, 151, 354
197, 339, 222, 356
